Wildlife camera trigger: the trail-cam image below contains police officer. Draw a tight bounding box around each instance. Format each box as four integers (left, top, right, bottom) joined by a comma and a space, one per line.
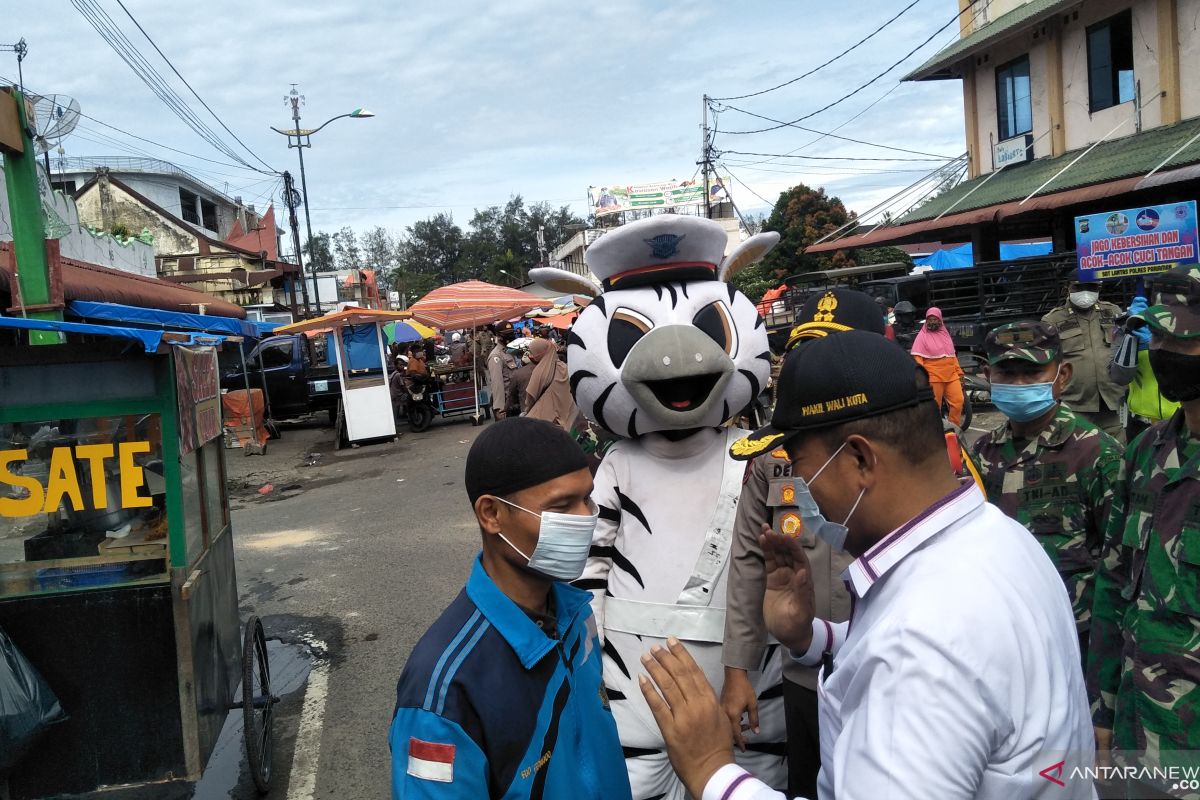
1088, 264, 1200, 797
971, 321, 1125, 663
720, 289, 882, 799
1042, 274, 1126, 440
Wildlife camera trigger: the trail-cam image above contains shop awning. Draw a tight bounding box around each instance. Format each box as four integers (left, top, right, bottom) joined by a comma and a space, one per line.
904, 0, 1079, 81
0, 243, 247, 318
68, 300, 258, 337
0, 315, 232, 353
808, 116, 1200, 254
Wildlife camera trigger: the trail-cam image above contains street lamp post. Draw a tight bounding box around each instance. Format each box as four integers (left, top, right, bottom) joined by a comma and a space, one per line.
271, 85, 374, 316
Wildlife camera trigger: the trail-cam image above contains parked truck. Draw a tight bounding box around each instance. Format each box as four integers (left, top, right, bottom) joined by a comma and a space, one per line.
220, 334, 342, 423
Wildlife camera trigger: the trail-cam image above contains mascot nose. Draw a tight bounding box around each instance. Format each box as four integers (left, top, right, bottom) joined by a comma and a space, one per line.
622, 324, 733, 382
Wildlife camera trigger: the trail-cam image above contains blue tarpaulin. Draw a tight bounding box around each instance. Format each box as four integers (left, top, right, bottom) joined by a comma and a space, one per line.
68, 300, 260, 338
339, 323, 383, 371
0, 316, 230, 352
915, 242, 1053, 270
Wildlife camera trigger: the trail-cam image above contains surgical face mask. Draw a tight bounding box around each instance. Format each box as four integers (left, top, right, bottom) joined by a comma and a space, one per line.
494, 497, 598, 581
791, 442, 866, 552
1149, 348, 1200, 402
1070, 291, 1099, 310
990, 366, 1061, 422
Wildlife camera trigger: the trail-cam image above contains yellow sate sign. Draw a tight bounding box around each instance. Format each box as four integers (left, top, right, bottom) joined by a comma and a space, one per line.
0, 442, 153, 517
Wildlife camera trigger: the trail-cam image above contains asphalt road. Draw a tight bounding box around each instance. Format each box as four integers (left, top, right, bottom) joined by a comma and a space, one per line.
211, 413, 488, 800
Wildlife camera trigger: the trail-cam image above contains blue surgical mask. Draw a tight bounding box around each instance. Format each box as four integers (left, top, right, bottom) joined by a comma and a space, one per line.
792, 442, 866, 552
990, 367, 1060, 423
495, 497, 598, 581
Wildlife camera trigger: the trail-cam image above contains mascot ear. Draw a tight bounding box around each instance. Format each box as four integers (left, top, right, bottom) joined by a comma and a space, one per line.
528, 267, 602, 298
719, 231, 780, 282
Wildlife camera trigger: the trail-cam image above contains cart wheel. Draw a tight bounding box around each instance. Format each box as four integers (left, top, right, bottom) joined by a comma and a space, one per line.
409, 404, 433, 433
242, 616, 274, 794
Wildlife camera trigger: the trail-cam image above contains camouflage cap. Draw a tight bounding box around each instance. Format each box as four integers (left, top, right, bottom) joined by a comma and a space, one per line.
984, 321, 1061, 365
1131, 264, 1200, 339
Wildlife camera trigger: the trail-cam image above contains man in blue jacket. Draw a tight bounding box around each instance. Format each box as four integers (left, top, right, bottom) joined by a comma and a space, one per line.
390, 417, 631, 799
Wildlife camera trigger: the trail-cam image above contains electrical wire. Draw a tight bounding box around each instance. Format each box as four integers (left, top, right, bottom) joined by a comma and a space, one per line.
716, 3, 972, 135
113, 0, 276, 173
718, 150, 951, 162
710, 0, 924, 102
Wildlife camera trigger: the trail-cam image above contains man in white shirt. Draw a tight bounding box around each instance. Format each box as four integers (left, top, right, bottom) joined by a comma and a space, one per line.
637, 330, 1096, 800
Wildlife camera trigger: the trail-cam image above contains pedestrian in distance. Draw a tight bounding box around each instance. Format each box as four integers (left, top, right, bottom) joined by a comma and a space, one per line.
1088, 264, 1200, 798
642, 330, 1095, 800
971, 321, 1125, 666
909, 306, 966, 426
524, 338, 578, 432
1042, 273, 1126, 441
388, 417, 631, 799
486, 332, 518, 421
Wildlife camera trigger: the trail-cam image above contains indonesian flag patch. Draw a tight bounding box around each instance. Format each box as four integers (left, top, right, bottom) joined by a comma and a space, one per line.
408, 737, 455, 783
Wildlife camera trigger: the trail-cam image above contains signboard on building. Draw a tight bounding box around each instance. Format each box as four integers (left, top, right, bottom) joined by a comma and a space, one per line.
993, 134, 1032, 169
1075, 201, 1199, 281
589, 176, 730, 217
174, 346, 221, 457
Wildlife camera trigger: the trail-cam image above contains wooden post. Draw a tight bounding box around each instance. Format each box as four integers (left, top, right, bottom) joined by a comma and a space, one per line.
1158, 0, 1181, 126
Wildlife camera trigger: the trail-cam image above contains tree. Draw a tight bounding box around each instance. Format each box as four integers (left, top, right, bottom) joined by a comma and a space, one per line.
332, 226, 361, 271
732, 184, 855, 301
303, 231, 336, 273
395, 213, 465, 285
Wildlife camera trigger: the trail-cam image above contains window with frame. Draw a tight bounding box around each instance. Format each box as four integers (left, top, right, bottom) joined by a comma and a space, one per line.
1087, 9, 1135, 113
995, 55, 1032, 141
179, 187, 200, 225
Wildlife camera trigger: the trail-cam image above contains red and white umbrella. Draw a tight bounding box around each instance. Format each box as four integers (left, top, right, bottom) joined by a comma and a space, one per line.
408, 280, 548, 330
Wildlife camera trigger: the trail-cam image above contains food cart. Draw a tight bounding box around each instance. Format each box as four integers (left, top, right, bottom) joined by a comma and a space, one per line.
0, 318, 275, 798
273, 307, 414, 446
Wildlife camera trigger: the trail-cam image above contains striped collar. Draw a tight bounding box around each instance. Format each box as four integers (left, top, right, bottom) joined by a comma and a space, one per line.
465, 553, 592, 669
845, 480, 983, 599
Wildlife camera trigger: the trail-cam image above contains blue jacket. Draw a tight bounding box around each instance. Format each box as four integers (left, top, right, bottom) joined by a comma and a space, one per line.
389, 554, 631, 799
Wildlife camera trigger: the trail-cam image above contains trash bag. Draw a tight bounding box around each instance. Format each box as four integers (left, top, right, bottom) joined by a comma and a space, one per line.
0, 628, 67, 771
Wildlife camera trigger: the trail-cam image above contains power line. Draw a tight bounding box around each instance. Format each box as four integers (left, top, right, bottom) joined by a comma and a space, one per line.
718, 150, 951, 162
711, 0, 924, 102
720, 166, 775, 207
112, 0, 276, 173
716, 4, 971, 135
711, 104, 955, 158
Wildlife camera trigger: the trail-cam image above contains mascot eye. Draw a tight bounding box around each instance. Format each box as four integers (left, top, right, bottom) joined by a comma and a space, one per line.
608, 308, 653, 368
693, 301, 737, 357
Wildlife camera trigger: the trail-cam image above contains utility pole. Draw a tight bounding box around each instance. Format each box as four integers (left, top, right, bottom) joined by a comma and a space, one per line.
536, 225, 547, 268
282, 170, 310, 317
701, 95, 712, 220
285, 85, 323, 313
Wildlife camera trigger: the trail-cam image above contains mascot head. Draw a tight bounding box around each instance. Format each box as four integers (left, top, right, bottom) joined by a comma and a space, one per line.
531, 216, 777, 438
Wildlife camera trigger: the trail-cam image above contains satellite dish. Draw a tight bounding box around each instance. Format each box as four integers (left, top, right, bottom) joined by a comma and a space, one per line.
29, 94, 81, 155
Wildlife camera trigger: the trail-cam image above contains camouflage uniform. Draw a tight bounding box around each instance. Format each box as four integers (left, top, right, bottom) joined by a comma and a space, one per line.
972, 404, 1124, 633
1087, 264, 1200, 764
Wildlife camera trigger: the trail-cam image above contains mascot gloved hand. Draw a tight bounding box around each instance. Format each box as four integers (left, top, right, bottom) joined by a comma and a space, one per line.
532, 216, 786, 799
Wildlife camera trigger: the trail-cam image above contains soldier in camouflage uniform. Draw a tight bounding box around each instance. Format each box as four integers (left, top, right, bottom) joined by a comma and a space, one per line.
971, 322, 1125, 664
1087, 264, 1200, 796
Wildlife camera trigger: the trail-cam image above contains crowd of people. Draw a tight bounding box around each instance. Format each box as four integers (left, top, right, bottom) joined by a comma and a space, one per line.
387, 231, 1199, 799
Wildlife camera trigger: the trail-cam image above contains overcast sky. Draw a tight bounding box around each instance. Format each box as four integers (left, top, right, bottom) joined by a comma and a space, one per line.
10, 0, 969, 236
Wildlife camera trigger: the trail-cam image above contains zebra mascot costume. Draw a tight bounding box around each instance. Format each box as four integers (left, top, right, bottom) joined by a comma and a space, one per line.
531, 216, 786, 798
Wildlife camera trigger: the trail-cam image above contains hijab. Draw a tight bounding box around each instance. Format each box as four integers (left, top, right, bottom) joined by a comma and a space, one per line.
525, 338, 578, 430
910, 306, 957, 358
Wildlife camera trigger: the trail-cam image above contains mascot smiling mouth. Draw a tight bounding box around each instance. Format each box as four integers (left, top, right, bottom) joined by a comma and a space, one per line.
643, 373, 722, 412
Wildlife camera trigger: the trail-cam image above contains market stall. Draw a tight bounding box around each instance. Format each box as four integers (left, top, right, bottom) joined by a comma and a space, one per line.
0, 318, 274, 798
273, 307, 413, 445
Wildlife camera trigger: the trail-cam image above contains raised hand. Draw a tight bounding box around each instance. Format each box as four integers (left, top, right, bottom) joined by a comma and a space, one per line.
761, 524, 816, 653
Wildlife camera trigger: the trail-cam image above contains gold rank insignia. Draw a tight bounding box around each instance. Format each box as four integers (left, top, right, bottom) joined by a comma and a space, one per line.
730, 432, 783, 457
770, 448, 789, 459
813, 291, 838, 323
779, 512, 802, 537
781, 484, 796, 505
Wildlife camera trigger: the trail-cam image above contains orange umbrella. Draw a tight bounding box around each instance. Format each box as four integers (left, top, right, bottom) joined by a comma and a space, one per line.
408, 280, 547, 329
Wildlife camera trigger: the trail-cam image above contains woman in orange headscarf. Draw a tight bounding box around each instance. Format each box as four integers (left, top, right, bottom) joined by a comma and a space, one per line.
910, 306, 965, 426
524, 338, 578, 432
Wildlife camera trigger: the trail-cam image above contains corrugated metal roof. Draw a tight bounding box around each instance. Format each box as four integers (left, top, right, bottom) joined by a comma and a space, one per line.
904, 0, 1079, 81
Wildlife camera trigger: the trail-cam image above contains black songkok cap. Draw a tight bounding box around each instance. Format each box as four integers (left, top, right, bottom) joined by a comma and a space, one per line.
465, 417, 588, 503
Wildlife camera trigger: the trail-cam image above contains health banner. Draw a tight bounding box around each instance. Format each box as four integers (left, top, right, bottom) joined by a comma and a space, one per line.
1075, 201, 1198, 281
589, 177, 730, 217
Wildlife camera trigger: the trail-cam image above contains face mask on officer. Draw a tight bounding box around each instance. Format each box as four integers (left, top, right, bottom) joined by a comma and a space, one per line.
493, 497, 599, 581
989, 363, 1063, 423
1148, 339, 1200, 402
1069, 286, 1100, 310
791, 441, 866, 552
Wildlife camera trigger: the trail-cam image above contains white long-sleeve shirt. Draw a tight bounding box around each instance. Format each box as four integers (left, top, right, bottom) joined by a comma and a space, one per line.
703, 481, 1097, 800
